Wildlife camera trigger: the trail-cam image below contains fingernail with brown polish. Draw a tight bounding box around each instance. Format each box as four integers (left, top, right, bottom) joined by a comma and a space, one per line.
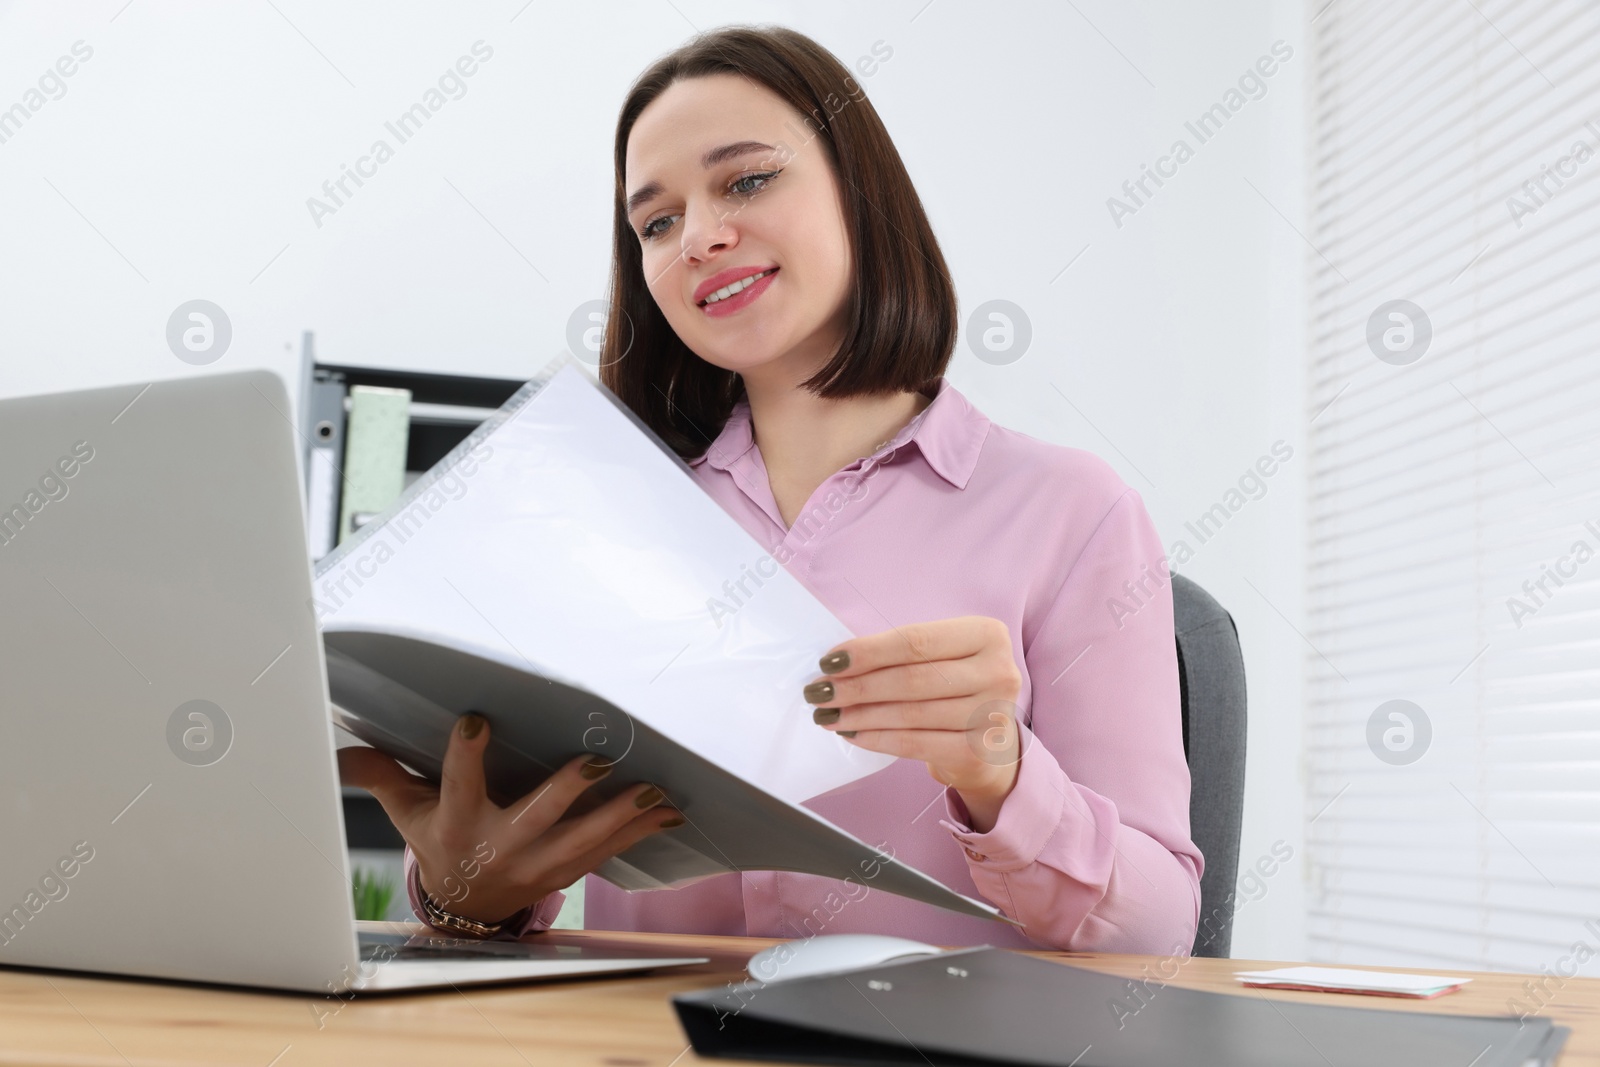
803, 680, 834, 704
634, 784, 665, 809
812, 707, 840, 725
659, 813, 685, 829
458, 713, 485, 740
579, 755, 613, 780
837, 731, 857, 739
819, 651, 850, 674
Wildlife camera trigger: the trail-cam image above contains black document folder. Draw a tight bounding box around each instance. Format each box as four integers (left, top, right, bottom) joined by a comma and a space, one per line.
672, 946, 1568, 1067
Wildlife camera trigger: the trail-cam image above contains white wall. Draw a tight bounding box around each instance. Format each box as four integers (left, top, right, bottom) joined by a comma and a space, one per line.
0, 0, 1308, 961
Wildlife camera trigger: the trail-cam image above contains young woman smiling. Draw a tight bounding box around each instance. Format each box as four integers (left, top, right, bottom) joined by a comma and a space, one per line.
341, 26, 1203, 954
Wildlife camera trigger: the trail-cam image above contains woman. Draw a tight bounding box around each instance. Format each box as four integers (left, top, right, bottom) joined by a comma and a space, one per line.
341, 25, 1202, 954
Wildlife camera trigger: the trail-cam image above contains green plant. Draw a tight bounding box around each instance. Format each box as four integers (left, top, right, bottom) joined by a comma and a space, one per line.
351, 866, 398, 922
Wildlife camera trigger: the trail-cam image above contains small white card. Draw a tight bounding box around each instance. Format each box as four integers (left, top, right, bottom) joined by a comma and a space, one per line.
1234, 966, 1471, 998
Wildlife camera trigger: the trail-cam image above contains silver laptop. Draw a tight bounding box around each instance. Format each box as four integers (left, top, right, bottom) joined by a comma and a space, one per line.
0, 369, 707, 993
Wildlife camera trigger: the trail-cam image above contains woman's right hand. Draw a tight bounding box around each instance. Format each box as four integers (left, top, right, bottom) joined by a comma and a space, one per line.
337, 712, 683, 924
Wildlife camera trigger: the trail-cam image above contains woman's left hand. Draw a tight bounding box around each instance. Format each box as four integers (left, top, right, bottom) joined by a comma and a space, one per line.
803, 615, 1025, 831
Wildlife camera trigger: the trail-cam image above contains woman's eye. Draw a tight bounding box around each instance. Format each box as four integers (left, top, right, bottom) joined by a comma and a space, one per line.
639, 214, 676, 241
730, 169, 781, 196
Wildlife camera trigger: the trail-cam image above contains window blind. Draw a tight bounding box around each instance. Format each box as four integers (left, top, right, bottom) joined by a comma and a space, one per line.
1304, 0, 1600, 980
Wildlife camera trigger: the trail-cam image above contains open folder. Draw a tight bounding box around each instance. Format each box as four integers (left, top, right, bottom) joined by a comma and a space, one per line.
313, 354, 1009, 924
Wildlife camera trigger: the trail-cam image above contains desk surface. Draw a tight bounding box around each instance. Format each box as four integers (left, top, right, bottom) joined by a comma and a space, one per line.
1, 925, 1596, 1066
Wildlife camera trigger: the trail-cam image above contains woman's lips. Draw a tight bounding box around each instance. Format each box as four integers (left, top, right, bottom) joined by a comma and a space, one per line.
699, 268, 779, 318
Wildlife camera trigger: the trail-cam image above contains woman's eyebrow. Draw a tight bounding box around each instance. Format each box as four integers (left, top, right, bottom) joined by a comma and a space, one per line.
625, 141, 777, 215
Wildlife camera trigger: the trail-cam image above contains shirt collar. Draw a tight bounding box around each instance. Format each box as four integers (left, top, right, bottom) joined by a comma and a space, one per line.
688, 376, 989, 490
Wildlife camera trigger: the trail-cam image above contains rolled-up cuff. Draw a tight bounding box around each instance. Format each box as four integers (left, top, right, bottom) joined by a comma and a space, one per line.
937, 721, 1067, 871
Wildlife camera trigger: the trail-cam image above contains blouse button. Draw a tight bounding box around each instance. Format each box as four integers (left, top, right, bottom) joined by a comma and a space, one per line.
964, 847, 986, 862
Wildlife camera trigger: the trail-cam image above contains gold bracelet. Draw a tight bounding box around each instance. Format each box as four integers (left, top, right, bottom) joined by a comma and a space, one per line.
413, 862, 531, 939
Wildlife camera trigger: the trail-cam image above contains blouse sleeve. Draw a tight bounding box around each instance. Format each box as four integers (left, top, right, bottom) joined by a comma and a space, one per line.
402, 844, 566, 937
936, 487, 1204, 954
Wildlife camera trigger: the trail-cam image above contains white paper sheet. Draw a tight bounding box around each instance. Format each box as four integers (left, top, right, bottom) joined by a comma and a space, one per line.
313, 355, 894, 804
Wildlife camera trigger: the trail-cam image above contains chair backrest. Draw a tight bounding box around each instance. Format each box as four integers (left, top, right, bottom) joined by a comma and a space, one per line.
1170, 573, 1247, 958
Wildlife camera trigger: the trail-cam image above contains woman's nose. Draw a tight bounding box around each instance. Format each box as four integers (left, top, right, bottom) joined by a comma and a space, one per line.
679, 199, 739, 262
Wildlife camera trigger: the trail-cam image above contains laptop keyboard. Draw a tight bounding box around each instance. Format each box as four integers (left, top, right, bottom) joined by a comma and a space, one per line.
358, 931, 579, 962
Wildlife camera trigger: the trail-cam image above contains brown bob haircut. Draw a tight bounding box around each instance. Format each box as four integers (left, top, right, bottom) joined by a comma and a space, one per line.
600, 25, 958, 461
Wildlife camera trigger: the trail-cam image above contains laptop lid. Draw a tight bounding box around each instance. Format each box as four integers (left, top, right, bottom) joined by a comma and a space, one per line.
0, 370, 359, 991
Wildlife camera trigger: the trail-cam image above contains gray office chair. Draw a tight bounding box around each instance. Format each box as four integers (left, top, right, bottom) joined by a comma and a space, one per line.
1171, 573, 1247, 958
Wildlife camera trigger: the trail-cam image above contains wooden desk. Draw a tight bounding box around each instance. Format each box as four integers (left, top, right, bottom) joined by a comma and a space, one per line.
1, 926, 1595, 1066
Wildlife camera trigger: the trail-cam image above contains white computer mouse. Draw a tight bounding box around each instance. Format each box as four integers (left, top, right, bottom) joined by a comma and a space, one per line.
746, 934, 943, 984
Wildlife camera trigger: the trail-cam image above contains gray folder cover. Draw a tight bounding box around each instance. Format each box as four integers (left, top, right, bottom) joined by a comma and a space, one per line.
325, 629, 1011, 924
672, 947, 1567, 1067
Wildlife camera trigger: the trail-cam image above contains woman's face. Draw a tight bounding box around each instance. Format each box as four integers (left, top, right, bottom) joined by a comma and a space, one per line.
624, 73, 853, 384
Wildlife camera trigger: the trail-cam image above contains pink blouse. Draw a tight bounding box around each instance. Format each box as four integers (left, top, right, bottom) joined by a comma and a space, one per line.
406, 376, 1202, 952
